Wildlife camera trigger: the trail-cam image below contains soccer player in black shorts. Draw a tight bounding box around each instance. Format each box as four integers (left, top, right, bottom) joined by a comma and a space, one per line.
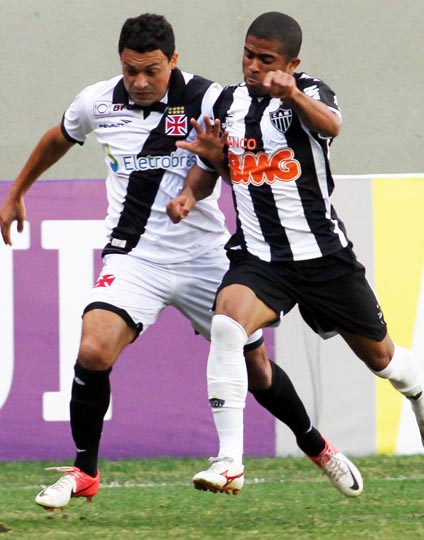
168, 11, 424, 494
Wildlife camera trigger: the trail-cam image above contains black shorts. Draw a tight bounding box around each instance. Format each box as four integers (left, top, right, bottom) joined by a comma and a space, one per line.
218, 247, 387, 342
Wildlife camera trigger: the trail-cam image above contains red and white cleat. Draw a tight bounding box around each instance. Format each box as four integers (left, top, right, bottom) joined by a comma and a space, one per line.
35, 466, 100, 511
192, 457, 244, 495
307, 438, 363, 497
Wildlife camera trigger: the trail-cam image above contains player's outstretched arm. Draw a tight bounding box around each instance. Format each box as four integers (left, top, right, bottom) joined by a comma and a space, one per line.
0, 125, 75, 245
167, 165, 219, 224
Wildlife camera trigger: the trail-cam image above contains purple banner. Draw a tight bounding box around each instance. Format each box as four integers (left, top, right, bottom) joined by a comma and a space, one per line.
0, 179, 274, 461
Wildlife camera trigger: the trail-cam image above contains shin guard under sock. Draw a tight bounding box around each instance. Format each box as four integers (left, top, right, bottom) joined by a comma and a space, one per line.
208, 315, 248, 463
70, 363, 111, 476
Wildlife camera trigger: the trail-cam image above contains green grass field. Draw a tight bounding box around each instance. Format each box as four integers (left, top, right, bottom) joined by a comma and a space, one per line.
1, 455, 423, 539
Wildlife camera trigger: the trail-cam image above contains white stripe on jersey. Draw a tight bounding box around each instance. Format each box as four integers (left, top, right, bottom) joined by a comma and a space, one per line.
233, 183, 272, 261
308, 132, 349, 251
261, 102, 323, 260
218, 76, 350, 262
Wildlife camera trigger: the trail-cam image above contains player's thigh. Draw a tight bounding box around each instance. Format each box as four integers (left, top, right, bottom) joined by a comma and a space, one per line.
215, 253, 285, 334
175, 250, 280, 338
337, 329, 394, 370
299, 269, 387, 342
173, 250, 228, 339
216, 284, 278, 335
85, 254, 172, 338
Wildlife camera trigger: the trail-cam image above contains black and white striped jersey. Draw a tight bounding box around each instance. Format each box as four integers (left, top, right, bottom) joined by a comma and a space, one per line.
62, 69, 228, 263
201, 72, 350, 262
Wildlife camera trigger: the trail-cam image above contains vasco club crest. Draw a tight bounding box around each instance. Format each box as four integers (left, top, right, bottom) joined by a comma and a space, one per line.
269, 106, 293, 134
166, 106, 188, 136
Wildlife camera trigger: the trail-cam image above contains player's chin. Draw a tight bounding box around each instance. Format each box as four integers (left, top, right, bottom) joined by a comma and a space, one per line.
245, 81, 268, 97
131, 92, 155, 106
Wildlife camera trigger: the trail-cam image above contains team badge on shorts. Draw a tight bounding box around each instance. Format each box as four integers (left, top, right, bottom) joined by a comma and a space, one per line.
166, 106, 188, 136
269, 106, 293, 133
94, 274, 116, 288
376, 304, 386, 326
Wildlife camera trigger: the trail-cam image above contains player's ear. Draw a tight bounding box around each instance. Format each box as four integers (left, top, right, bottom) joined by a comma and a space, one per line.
287, 57, 301, 74
169, 52, 179, 70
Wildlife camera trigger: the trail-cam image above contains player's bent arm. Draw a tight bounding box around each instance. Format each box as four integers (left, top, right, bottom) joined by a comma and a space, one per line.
263, 70, 341, 138
0, 124, 75, 245
9, 125, 75, 197
289, 88, 341, 138
184, 164, 220, 201
166, 165, 219, 224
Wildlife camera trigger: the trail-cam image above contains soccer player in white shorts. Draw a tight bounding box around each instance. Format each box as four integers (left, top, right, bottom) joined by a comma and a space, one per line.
0, 13, 363, 508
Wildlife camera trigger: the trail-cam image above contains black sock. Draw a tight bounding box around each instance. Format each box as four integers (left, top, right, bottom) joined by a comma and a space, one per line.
296, 426, 325, 457
70, 363, 111, 477
251, 360, 325, 456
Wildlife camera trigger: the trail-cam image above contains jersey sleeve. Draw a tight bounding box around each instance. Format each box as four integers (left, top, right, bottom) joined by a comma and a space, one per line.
297, 73, 342, 118
196, 83, 224, 172
61, 86, 94, 145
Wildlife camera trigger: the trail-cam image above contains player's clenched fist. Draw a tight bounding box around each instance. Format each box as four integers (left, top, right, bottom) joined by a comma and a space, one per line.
263, 70, 298, 99
166, 194, 195, 223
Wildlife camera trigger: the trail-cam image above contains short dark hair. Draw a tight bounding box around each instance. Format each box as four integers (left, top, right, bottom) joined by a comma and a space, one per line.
246, 12, 302, 59
118, 13, 175, 59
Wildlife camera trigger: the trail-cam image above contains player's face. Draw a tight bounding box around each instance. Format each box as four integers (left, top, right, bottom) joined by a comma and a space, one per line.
243, 35, 298, 97
120, 48, 178, 106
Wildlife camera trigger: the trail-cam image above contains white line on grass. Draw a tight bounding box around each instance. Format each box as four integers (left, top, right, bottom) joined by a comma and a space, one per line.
15, 474, 424, 492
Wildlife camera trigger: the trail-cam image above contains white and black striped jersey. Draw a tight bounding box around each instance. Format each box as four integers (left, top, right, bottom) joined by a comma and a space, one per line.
61, 69, 227, 263
200, 72, 350, 262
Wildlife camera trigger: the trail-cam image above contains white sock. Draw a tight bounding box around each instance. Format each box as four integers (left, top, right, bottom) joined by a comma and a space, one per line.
213, 409, 244, 463
372, 345, 422, 398
207, 314, 248, 464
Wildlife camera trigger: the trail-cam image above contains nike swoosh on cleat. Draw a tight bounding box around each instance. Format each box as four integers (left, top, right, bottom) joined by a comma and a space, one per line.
345, 463, 360, 491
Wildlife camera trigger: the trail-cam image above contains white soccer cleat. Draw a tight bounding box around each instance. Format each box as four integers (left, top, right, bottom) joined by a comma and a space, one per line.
307, 438, 363, 497
193, 457, 244, 495
409, 392, 424, 445
35, 466, 100, 511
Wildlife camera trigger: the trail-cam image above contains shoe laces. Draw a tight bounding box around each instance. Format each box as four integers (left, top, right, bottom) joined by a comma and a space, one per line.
45, 466, 76, 473
43, 466, 78, 492
319, 453, 348, 480
207, 456, 234, 472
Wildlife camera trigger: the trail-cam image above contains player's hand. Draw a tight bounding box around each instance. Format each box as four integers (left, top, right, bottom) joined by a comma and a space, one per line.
0, 195, 26, 246
166, 194, 195, 224
176, 116, 228, 163
263, 70, 298, 99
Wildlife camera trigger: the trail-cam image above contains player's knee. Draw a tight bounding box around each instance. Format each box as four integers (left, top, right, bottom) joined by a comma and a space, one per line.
361, 338, 394, 371
78, 338, 113, 371
211, 314, 248, 350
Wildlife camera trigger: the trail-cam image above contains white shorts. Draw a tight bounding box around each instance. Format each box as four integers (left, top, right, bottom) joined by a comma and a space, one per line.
85, 250, 229, 340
